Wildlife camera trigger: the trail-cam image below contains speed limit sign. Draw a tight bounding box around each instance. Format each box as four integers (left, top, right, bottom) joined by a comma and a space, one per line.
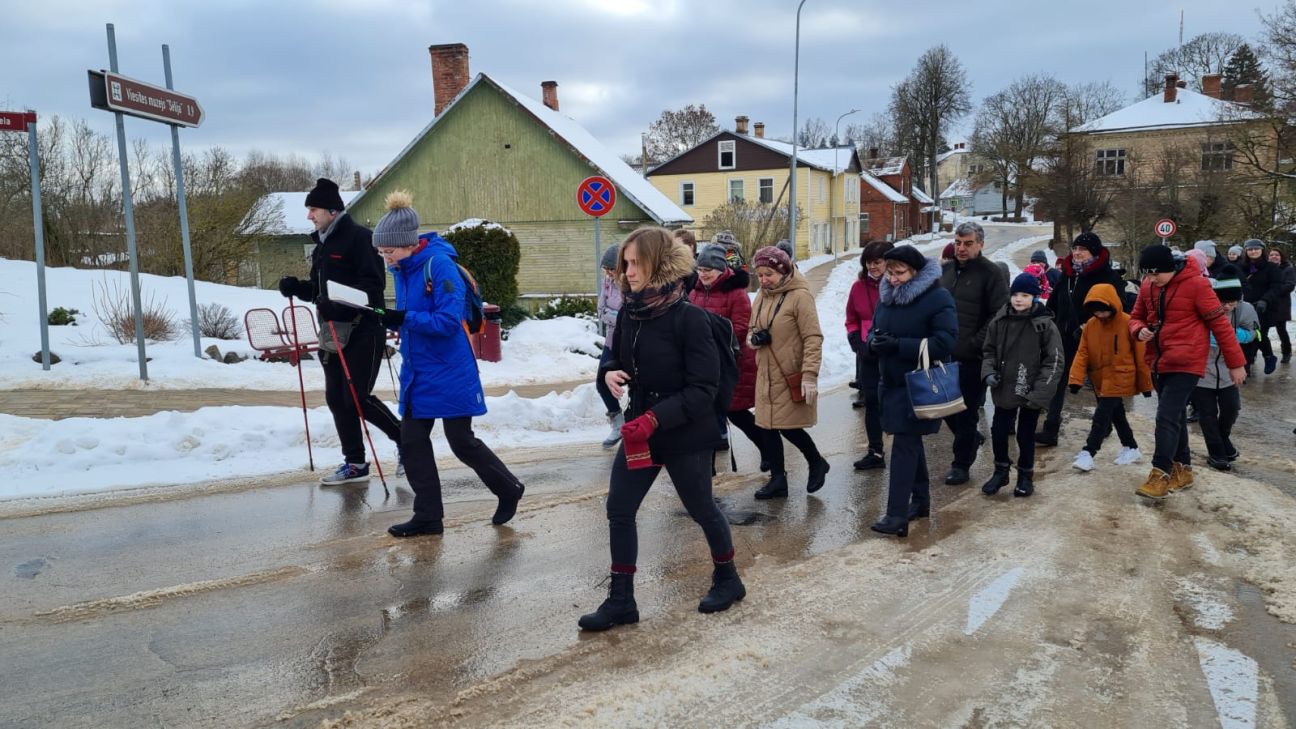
1154, 218, 1177, 239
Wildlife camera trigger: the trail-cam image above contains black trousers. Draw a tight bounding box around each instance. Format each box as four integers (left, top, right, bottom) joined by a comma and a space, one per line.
764, 427, 822, 474
1191, 386, 1241, 460
322, 324, 402, 464
595, 346, 621, 415
606, 448, 734, 571
991, 406, 1041, 470
886, 433, 930, 519
1083, 397, 1138, 455
942, 359, 986, 469
726, 408, 771, 462
1260, 321, 1292, 358
1152, 373, 1198, 472
858, 357, 883, 453
1042, 339, 1078, 436
401, 416, 522, 521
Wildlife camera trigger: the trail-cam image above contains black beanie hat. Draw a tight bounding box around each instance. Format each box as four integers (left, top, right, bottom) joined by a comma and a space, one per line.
882, 244, 927, 273
1072, 231, 1103, 257
1138, 244, 1177, 274
305, 177, 345, 211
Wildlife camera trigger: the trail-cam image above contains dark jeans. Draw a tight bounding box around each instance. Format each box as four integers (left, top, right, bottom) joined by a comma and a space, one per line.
942, 359, 986, 469
858, 356, 883, 453
1191, 386, 1241, 460
401, 416, 522, 521
991, 406, 1041, 470
322, 323, 402, 464
886, 433, 930, 519
595, 346, 621, 415
606, 447, 734, 571
1152, 372, 1199, 472
726, 408, 771, 462
765, 428, 822, 474
1042, 339, 1078, 436
1083, 397, 1138, 455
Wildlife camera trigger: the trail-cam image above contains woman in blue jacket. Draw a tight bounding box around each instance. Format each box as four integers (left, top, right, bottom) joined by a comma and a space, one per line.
369, 191, 525, 537
865, 245, 958, 537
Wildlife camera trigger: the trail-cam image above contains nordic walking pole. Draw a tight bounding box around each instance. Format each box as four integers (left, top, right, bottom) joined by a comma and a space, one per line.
287, 298, 314, 471
326, 320, 389, 496
383, 337, 399, 399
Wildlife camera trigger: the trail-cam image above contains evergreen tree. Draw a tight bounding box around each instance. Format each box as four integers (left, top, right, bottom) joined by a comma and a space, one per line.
1221, 43, 1269, 104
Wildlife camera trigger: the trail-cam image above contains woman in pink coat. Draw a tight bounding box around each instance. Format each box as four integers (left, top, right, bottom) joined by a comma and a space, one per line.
846, 240, 892, 469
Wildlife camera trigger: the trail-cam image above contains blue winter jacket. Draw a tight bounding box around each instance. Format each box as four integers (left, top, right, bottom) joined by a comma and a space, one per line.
389, 234, 486, 420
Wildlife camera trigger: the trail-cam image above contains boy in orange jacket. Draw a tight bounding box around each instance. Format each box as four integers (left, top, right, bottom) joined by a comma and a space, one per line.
1068, 283, 1153, 472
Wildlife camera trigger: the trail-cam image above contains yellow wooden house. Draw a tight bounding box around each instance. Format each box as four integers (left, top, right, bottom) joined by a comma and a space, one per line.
646, 117, 862, 259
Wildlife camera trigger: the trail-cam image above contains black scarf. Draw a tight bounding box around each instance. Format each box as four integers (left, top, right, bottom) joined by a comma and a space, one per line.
623, 279, 686, 320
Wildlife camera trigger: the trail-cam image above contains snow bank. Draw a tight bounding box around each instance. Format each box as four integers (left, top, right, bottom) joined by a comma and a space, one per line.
988, 234, 1053, 278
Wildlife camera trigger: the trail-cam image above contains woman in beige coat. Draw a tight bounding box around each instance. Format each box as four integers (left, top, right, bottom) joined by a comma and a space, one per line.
748, 246, 829, 499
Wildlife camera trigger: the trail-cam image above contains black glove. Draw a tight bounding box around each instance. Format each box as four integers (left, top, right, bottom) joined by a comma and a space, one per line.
847, 331, 863, 353
1142, 391, 1152, 398
278, 276, 301, 299
1255, 300, 1268, 315
1068, 384, 1081, 394
984, 373, 1001, 388
375, 307, 406, 329
868, 332, 899, 356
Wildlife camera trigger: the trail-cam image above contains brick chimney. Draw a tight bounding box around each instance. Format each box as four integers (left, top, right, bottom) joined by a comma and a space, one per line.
735, 115, 749, 135
1234, 83, 1254, 105
1163, 73, 1179, 103
754, 121, 765, 138
429, 43, 470, 116
868, 147, 879, 159
541, 81, 559, 111
1202, 74, 1222, 99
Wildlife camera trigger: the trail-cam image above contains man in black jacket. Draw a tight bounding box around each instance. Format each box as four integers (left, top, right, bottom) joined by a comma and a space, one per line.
940, 221, 1009, 484
1037, 231, 1125, 445
278, 178, 402, 485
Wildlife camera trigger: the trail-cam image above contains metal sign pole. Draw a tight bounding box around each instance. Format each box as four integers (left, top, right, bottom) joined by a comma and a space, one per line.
593, 216, 601, 297
28, 114, 50, 370
107, 23, 148, 381
163, 44, 200, 358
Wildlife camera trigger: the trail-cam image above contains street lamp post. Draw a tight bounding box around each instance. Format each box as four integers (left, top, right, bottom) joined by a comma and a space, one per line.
832, 107, 860, 259
789, 0, 808, 252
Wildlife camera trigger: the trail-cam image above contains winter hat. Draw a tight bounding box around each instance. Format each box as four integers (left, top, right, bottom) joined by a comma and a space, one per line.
600, 245, 620, 270
775, 238, 796, 261
1030, 249, 1048, 264
1072, 231, 1104, 257
372, 191, 420, 248
1186, 249, 1210, 277
1010, 272, 1041, 297
1193, 240, 1218, 259
1228, 244, 1244, 257
1138, 244, 1177, 274
696, 244, 728, 271
1213, 264, 1244, 302
305, 177, 345, 211
941, 242, 956, 260
882, 244, 927, 273
1243, 238, 1266, 250
753, 246, 793, 275
712, 230, 738, 247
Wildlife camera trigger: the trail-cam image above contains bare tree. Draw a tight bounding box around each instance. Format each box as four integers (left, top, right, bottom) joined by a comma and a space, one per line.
893, 45, 972, 225
844, 112, 896, 158
642, 104, 721, 165
796, 117, 832, 148
1143, 32, 1245, 95
971, 74, 1067, 217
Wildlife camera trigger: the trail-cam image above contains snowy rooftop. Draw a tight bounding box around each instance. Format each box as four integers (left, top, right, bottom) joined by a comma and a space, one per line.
937, 147, 967, 164
254, 191, 362, 235
1071, 88, 1259, 135
941, 178, 975, 199
864, 155, 908, 177
736, 136, 858, 174
911, 185, 934, 204
861, 172, 908, 204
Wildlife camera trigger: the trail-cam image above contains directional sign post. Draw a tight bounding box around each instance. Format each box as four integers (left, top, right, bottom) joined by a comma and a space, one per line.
577, 176, 616, 296
1154, 218, 1177, 246
1, 111, 51, 370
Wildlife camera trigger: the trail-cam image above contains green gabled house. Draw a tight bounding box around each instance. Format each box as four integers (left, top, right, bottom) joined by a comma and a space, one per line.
347, 44, 690, 305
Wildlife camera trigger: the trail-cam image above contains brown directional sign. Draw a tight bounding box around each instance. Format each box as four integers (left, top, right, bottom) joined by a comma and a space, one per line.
0, 112, 35, 133
87, 70, 204, 127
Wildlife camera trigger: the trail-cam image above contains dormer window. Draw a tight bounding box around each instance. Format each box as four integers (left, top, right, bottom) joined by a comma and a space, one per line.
718, 140, 736, 170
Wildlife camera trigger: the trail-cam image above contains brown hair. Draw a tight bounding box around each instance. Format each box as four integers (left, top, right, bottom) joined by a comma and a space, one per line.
619, 226, 690, 288
673, 228, 697, 254
859, 240, 894, 280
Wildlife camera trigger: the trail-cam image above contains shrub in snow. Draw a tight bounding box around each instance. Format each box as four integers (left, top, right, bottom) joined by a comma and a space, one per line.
185, 302, 242, 340
534, 296, 597, 321
48, 307, 81, 326
443, 219, 521, 310
92, 278, 178, 343
31, 351, 61, 364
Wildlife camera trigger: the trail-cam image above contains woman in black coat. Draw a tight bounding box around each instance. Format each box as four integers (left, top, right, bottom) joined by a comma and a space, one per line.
1239, 239, 1287, 373
865, 246, 958, 537
1264, 248, 1295, 363
579, 227, 745, 631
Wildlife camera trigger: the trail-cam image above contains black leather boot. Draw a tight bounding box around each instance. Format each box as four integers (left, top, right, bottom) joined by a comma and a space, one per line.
870, 515, 909, 537
907, 500, 930, 521
981, 462, 1011, 495
387, 518, 444, 538
698, 562, 746, 613
1013, 468, 1035, 497
755, 471, 789, 500
806, 457, 831, 493
492, 483, 525, 525
578, 573, 639, 631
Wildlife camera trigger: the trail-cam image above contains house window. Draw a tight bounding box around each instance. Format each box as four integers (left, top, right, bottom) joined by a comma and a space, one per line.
968, 164, 983, 176
818, 177, 826, 203
859, 212, 870, 235
1095, 148, 1126, 176
680, 182, 695, 206
758, 177, 774, 204
718, 140, 736, 170
1201, 142, 1234, 171
728, 178, 744, 201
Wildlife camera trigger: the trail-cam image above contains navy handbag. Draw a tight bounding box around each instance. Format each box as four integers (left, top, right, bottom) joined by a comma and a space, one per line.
906, 338, 966, 420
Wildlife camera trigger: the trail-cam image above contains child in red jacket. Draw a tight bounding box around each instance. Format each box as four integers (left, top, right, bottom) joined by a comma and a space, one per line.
1129, 245, 1247, 499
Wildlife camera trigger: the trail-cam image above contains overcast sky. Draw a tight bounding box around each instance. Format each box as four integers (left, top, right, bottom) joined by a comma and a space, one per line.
1, 0, 1275, 184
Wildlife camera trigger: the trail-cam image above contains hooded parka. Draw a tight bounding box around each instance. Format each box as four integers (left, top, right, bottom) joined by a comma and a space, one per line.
1068, 283, 1153, 397
980, 301, 1065, 411
750, 268, 822, 430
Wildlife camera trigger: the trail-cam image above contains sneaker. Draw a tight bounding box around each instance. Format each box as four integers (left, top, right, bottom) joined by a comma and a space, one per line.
1072, 450, 1095, 472
1206, 456, 1232, 472
853, 451, 885, 471
602, 412, 625, 449
321, 462, 369, 485
1264, 355, 1279, 375
1114, 447, 1143, 466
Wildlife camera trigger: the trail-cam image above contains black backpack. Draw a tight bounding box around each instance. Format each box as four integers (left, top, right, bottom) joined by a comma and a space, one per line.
675, 302, 741, 415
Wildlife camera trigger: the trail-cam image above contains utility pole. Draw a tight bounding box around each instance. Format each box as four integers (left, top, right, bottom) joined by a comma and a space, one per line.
789, 0, 809, 251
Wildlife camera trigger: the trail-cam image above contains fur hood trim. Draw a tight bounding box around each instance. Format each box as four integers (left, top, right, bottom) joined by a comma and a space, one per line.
880, 257, 942, 306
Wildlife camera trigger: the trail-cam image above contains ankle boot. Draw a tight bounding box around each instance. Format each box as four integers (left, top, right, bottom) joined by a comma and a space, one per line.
578, 573, 639, 631
981, 462, 1011, 495
601, 412, 625, 449
907, 500, 930, 521
870, 515, 909, 537
806, 457, 831, 493
755, 471, 789, 500
698, 562, 746, 613
492, 483, 525, 525
1013, 468, 1035, 497
387, 518, 443, 538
